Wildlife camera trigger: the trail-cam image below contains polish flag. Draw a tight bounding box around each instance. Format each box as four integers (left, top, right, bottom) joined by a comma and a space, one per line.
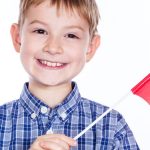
74, 73, 150, 140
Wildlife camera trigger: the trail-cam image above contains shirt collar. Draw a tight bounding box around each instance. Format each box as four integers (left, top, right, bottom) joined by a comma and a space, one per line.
19, 82, 81, 121
56, 82, 81, 121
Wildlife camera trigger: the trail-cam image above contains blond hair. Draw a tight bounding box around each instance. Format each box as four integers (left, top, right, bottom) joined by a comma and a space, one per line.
19, 0, 100, 36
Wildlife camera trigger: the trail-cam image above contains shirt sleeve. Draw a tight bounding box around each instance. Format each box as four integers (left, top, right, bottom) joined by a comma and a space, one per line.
113, 113, 140, 150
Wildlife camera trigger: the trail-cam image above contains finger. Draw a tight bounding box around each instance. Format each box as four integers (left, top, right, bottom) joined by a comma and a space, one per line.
50, 134, 77, 146
40, 140, 69, 150
39, 134, 77, 146
29, 141, 44, 150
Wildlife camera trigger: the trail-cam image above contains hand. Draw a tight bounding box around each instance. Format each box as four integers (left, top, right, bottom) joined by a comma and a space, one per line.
29, 134, 77, 150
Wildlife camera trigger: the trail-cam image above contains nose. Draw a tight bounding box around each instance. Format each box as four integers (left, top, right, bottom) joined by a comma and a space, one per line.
43, 36, 63, 54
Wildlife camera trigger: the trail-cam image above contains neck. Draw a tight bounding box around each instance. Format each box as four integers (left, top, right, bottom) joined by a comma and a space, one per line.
28, 80, 72, 108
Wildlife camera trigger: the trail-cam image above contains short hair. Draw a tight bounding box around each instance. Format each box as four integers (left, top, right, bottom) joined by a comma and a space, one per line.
18, 0, 100, 36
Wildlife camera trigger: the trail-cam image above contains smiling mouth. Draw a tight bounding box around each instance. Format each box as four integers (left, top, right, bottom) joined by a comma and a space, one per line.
38, 59, 66, 68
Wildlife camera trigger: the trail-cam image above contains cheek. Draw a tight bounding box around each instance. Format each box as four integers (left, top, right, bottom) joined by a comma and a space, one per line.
20, 50, 31, 70
19, 41, 35, 67
70, 50, 87, 67
67, 41, 88, 58
20, 44, 32, 59
20, 35, 39, 58
21, 32, 44, 51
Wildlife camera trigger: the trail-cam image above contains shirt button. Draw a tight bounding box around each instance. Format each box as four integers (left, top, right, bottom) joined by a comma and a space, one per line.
61, 112, 67, 120
31, 113, 37, 119
40, 106, 48, 114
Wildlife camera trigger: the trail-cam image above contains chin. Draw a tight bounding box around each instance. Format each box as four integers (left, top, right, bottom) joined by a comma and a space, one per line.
39, 80, 67, 87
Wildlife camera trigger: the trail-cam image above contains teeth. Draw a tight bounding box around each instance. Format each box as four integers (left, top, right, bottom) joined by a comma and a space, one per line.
40, 60, 63, 67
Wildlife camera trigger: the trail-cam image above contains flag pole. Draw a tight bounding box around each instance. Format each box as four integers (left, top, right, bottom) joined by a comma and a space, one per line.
73, 92, 131, 140
74, 73, 150, 140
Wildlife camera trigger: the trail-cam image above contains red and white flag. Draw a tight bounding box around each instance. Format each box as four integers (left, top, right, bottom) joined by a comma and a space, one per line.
74, 73, 150, 140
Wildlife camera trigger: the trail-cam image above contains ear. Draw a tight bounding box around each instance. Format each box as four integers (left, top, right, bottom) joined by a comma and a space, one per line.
86, 35, 100, 62
10, 23, 21, 53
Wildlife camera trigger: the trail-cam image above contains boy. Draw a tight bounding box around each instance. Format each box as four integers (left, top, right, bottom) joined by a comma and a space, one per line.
0, 0, 139, 149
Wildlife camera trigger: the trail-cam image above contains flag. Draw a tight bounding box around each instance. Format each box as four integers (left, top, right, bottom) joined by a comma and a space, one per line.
131, 73, 150, 104
74, 73, 150, 140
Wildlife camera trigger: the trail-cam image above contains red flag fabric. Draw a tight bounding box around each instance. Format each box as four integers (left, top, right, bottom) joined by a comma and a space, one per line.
131, 74, 150, 104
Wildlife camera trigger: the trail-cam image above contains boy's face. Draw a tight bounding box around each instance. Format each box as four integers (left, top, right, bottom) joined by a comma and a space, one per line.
11, 1, 100, 86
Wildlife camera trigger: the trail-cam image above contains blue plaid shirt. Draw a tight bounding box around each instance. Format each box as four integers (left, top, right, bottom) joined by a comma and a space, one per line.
0, 82, 139, 150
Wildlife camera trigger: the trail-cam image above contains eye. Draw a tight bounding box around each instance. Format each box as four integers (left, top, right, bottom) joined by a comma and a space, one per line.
33, 29, 48, 35
65, 33, 79, 39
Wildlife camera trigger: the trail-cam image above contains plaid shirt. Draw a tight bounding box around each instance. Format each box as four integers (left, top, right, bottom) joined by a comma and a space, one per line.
0, 82, 139, 150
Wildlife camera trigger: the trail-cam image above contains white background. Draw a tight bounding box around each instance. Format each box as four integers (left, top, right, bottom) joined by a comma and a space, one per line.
0, 0, 150, 149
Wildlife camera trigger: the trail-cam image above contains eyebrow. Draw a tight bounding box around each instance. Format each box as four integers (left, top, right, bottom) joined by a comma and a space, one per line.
29, 20, 48, 26
28, 20, 85, 32
63, 25, 85, 32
